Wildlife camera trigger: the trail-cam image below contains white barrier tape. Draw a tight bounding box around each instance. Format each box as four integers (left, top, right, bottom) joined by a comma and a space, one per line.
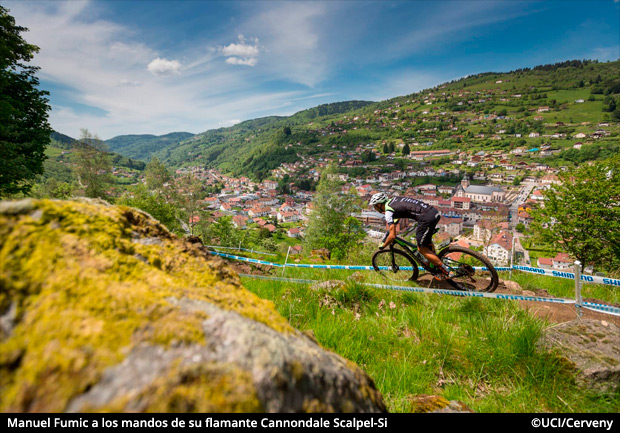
363, 283, 576, 304
582, 302, 620, 317
512, 265, 620, 287
210, 250, 284, 267
239, 274, 576, 305
206, 246, 277, 256
209, 251, 620, 288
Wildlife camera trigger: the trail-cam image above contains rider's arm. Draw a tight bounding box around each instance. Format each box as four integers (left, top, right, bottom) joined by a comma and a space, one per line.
380, 210, 397, 248
381, 223, 397, 248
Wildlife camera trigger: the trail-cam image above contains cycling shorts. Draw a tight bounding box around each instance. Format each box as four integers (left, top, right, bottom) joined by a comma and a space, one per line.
416, 209, 441, 247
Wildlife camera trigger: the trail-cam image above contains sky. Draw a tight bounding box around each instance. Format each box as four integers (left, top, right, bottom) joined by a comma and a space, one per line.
4, 0, 620, 140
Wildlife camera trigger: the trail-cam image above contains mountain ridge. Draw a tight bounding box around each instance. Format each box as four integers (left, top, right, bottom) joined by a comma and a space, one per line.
82, 59, 619, 179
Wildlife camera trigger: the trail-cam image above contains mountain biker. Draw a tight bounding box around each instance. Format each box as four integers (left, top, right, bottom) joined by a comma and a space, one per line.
369, 192, 455, 279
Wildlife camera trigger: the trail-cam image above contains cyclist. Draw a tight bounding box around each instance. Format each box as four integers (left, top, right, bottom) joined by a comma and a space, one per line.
369, 192, 455, 280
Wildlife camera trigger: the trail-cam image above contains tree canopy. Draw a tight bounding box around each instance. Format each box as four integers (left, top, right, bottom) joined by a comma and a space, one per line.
530, 155, 620, 274
0, 6, 51, 197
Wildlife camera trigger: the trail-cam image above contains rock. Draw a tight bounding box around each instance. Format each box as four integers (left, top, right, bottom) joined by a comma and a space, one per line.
347, 272, 365, 283
502, 280, 523, 292
310, 280, 346, 293
409, 395, 473, 413
0, 199, 385, 413
311, 248, 331, 261
538, 319, 620, 392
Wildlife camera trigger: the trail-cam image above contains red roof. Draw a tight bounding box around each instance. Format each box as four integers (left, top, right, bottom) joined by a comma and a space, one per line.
489, 231, 512, 250
538, 257, 553, 266
553, 253, 572, 264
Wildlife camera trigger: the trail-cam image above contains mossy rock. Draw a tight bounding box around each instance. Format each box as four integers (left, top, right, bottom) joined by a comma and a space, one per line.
0, 199, 385, 413
538, 319, 620, 392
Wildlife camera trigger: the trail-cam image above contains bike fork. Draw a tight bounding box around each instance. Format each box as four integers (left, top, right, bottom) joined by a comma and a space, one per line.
390, 250, 399, 272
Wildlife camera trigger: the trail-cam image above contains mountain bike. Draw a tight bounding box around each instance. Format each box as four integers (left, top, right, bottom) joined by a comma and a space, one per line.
371, 227, 499, 292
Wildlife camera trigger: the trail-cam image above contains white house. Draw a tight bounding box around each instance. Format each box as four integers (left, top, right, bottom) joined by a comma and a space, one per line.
437, 217, 463, 237
484, 231, 512, 265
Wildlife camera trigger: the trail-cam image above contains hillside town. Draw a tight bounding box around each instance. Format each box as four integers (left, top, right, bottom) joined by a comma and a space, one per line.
182, 149, 569, 269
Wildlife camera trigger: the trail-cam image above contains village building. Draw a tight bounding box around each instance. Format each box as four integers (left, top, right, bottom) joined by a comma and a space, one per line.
454, 175, 505, 203
437, 217, 463, 237
484, 231, 513, 265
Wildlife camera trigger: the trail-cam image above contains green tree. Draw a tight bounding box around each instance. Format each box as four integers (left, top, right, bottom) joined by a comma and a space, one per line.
0, 6, 52, 197
117, 184, 179, 232
530, 155, 620, 273
304, 165, 365, 259
402, 143, 410, 156
602, 96, 616, 113
145, 157, 171, 190
201, 215, 242, 247
169, 172, 205, 236
72, 129, 112, 199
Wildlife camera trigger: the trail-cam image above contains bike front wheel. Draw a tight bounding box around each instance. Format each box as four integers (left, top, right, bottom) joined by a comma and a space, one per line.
437, 246, 499, 292
372, 248, 419, 283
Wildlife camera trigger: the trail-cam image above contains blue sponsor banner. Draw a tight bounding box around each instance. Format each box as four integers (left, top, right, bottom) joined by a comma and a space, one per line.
513, 265, 620, 287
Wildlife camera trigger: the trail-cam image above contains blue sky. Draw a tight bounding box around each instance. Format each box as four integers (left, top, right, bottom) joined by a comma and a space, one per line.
5, 0, 619, 139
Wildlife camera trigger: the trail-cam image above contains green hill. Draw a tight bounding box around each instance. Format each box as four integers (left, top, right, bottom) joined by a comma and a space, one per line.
105, 132, 195, 161
111, 60, 620, 180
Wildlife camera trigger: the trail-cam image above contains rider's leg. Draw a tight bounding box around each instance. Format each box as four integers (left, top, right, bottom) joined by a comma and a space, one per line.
418, 245, 444, 267
416, 210, 453, 277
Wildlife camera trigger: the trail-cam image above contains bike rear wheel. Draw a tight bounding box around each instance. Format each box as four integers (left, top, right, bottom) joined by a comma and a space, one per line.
437, 246, 499, 292
372, 248, 419, 283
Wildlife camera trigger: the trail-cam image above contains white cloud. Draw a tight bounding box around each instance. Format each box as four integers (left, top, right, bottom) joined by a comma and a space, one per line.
117, 79, 142, 87
218, 119, 242, 127
2, 1, 321, 138
242, 2, 328, 86
147, 57, 181, 76
591, 46, 620, 62
221, 34, 260, 67
222, 35, 260, 57
226, 57, 258, 67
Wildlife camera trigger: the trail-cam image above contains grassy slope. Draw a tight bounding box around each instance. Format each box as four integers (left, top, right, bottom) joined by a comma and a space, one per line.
240, 268, 620, 413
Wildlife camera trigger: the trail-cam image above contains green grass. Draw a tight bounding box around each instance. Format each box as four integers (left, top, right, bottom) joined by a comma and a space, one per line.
240, 269, 620, 413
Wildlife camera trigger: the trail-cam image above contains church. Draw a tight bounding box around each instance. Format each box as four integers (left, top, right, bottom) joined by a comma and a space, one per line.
455, 174, 505, 203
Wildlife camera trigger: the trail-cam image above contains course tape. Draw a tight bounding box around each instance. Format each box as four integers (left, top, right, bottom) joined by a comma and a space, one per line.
240, 274, 620, 316
208, 251, 620, 287
239, 274, 575, 305
512, 265, 620, 287
206, 246, 277, 256
582, 302, 620, 317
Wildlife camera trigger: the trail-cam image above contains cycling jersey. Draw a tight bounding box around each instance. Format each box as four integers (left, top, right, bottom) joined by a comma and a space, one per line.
384, 196, 440, 248
384, 196, 435, 225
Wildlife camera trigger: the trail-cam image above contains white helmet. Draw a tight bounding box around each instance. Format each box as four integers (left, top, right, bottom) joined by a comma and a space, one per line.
369, 192, 389, 206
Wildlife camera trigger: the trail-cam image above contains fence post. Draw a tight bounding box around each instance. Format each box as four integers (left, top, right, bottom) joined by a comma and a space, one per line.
510, 235, 516, 278
282, 246, 291, 277
574, 260, 583, 318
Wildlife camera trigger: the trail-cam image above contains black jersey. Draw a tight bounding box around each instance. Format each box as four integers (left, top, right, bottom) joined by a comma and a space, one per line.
384, 196, 436, 225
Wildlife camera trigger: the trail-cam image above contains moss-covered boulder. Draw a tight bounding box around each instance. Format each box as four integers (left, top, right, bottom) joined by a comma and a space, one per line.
538, 319, 620, 392
0, 199, 385, 413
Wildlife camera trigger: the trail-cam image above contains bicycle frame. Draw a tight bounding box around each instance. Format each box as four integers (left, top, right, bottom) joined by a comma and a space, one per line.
390, 236, 435, 273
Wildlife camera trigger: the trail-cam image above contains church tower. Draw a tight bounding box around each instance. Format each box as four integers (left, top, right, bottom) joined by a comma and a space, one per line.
461, 173, 470, 189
